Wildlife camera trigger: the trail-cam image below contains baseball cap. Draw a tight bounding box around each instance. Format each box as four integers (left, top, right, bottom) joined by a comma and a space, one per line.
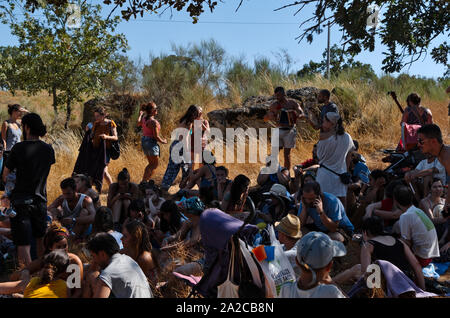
263, 184, 290, 199
296, 231, 346, 270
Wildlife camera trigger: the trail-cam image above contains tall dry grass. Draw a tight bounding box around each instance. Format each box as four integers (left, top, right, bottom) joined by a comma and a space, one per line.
2, 73, 449, 203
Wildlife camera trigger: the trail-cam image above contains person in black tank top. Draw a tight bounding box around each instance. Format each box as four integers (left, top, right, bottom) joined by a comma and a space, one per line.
360, 216, 426, 290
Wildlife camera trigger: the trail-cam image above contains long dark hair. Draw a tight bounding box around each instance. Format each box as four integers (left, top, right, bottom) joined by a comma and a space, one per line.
22, 113, 47, 137
159, 200, 183, 234
228, 174, 250, 210
92, 206, 114, 234
7, 104, 21, 116
179, 105, 200, 126
40, 250, 70, 285
124, 220, 159, 270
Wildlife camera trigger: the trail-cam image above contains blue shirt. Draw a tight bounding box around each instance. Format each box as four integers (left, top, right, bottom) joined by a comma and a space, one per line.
353, 162, 370, 184
297, 192, 354, 233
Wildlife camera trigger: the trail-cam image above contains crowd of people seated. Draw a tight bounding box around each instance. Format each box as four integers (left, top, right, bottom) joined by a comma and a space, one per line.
0, 87, 449, 298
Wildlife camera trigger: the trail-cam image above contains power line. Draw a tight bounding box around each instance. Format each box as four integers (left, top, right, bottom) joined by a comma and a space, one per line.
131, 19, 299, 25
10, 14, 299, 25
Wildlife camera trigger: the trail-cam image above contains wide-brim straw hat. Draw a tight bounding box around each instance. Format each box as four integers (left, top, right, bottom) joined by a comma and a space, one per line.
275, 214, 302, 239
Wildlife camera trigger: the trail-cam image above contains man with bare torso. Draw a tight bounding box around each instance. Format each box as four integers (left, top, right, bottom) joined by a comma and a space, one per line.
264, 86, 304, 171
417, 124, 450, 216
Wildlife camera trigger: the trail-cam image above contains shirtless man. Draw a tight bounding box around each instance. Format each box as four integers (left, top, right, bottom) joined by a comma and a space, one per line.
417, 124, 450, 215
264, 86, 304, 170
48, 177, 96, 238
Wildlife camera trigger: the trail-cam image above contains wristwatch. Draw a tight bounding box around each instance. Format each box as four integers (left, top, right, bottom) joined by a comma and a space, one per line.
72, 217, 76, 225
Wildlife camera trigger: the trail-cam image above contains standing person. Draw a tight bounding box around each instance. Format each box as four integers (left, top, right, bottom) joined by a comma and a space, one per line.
161, 105, 202, 194
107, 168, 139, 231
417, 124, 450, 216
47, 178, 96, 238
264, 86, 304, 171
137, 102, 167, 183
189, 106, 210, 175
91, 106, 118, 192
315, 112, 355, 208
401, 93, 433, 126
0, 104, 28, 183
2, 113, 55, 267
304, 89, 339, 131
394, 185, 440, 267
86, 233, 152, 298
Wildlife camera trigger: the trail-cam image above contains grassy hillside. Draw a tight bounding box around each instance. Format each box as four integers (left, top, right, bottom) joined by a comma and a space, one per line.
1, 73, 449, 205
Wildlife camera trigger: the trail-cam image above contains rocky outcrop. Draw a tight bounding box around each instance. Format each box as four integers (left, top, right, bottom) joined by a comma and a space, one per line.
207, 87, 322, 136
82, 94, 142, 139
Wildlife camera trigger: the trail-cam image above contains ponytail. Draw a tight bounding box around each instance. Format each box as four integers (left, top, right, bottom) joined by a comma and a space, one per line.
40, 263, 56, 285
336, 118, 345, 136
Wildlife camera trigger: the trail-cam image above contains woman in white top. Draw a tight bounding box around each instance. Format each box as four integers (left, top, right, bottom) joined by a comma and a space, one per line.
315, 112, 355, 207
419, 178, 447, 225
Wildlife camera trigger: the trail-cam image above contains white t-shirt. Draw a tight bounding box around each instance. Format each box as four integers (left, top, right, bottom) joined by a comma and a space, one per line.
316, 132, 355, 197
399, 206, 440, 259
99, 254, 152, 298
109, 231, 123, 250
284, 245, 301, 278
279, 281, 346, 298
415, 158, 447, 184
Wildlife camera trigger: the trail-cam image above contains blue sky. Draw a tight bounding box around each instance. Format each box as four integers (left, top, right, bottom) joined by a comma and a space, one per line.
0, 0, 447, 78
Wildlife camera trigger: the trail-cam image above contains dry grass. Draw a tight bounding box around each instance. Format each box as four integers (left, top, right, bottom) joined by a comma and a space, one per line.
0, 80, 449, 297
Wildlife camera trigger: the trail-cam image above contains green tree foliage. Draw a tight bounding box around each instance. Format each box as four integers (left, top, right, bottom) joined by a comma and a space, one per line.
103, 54, 140, 95
18, 1, 449, 75
297, 44, 376, 81
0, 1, 128, 128
141, 54, 202, 111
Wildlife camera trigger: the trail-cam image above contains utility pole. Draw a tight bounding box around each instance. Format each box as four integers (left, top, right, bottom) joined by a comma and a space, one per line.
326, 21, 330, 80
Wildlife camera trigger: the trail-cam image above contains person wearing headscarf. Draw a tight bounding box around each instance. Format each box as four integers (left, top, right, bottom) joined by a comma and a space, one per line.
161, 197, 206, 250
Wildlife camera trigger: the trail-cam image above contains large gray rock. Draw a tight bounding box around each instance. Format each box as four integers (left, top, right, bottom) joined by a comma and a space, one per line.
207, 87, 322, 134
82, 94, 141, 139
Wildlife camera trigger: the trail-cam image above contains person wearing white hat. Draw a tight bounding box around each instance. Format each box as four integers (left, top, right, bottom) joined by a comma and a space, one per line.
315, 111, 355, 209
279, 231, 347, 298
255, 184, 295, 225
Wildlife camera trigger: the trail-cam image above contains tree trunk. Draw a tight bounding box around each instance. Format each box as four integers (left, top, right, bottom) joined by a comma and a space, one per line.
52, 86, 58, 125
65, 96, 72, 129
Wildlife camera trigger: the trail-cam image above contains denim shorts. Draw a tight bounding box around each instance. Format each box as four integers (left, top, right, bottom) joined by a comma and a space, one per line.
142, 136, 160, 157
